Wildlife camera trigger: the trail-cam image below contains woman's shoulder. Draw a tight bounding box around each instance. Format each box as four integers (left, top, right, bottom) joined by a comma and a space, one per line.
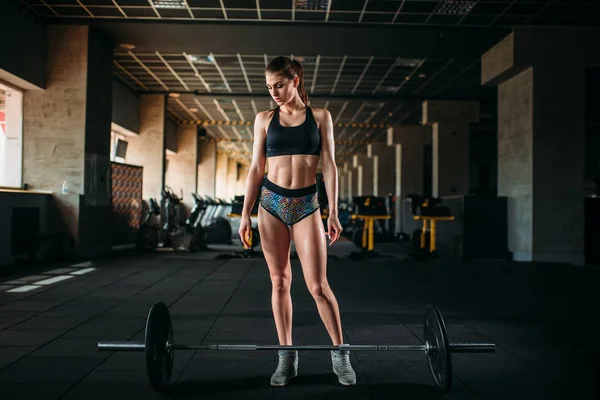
255, 109, 277, 123
309, 107, 332, 122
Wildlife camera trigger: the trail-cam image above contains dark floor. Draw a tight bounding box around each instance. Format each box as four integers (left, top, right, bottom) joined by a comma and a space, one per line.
0, 239, 598, 400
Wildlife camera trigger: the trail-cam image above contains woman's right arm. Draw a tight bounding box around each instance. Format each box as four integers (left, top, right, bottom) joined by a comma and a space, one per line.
241, 112, 267, 218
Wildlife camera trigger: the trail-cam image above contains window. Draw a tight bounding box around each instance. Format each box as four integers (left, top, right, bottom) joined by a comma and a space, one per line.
110, 131, 127, 163
0, 82, 23, 188
110, 122, 137, 164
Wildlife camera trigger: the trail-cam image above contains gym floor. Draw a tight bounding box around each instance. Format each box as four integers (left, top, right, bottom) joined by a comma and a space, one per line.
0, 241, 597, 400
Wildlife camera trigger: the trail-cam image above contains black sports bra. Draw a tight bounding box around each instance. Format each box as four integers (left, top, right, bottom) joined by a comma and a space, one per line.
265, 107, 321, 157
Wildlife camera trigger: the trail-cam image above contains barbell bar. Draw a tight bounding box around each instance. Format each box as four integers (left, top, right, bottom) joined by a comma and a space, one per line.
97, 302, 495, 393
98, 342, 494, 353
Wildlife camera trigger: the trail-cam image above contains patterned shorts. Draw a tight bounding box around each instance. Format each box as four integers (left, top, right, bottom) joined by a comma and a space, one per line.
259, 178, 320, 226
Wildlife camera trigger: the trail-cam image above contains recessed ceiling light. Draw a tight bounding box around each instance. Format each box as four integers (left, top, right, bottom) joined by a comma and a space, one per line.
152, 0, 186, 9
404, 76, 410, 81
187, 54, 214, 64
295, 0, 329, 11
168, 93, 180, 98
434, 0, 477, 15
418, 73, 427, 78
395, 58, 424, 68
189, 108, 199, 112
119, 43, 135, 50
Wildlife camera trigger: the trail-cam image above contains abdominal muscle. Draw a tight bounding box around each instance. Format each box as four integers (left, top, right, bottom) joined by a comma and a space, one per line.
266, 154, 320, 189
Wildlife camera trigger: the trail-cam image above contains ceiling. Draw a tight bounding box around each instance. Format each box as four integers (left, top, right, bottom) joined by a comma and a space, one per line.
19, 0, 600, 164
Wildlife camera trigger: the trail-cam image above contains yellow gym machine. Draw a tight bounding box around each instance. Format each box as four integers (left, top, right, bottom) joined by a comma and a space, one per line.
409, 195, 454, 260
347, 196, 393, 260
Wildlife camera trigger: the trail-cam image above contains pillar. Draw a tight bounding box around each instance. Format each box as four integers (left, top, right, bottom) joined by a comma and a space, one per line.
215, 150, 229, 199
227, 157, 238, 201
368, 143, 395, 197
236, 164, 249, 196
353, 153, 374, 196
340, 162, 347, 201
164, 124, 197, 211
126, 94, 166, 202
347, 169, 354, 202
197, 138, 216, 197
481, 27, 600, 265
422, 100, 480, 197
387, 125, 432, 235
23, 25, 114, 256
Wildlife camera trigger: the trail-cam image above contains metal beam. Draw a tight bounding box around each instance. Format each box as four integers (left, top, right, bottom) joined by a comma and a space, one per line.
76, 20, 510, 58
180, 119, 392, 129
204, 138, 383, 145
156, 91, 487, 103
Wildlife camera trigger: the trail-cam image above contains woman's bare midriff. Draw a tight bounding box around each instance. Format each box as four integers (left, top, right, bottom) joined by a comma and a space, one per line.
266, 154, 320, 189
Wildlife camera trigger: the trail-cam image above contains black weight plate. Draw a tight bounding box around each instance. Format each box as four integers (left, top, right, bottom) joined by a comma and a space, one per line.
424, 305, 452, 392
145, 302, 174, 393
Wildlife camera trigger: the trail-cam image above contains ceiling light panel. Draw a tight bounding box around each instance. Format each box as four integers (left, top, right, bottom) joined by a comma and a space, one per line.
295, 0, 329, 11
434, 0, 478, 15
152, 0, 187, 9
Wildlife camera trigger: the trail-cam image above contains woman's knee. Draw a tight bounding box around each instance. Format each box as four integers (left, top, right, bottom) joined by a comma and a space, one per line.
271, 273, 292, 293
308, 281, 330, 300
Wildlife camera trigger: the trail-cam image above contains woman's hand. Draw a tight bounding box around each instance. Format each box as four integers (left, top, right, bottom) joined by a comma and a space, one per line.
238, 215, 253, 249
327, 215, 343, 246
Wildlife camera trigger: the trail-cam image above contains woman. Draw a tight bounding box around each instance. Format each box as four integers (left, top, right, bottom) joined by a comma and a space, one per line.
238, 56, 356, 387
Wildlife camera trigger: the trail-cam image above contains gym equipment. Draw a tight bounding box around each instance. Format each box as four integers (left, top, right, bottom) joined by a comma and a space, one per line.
347, 196, 393, 259
347, 214, 392, 260
229, 195, 261, 253
408, 195, 455, 260
135, 198, 161, 252
158, 187, 186, 249
183, 194, 236, 251
193, 195, 233, 247
98, 303, 494, 393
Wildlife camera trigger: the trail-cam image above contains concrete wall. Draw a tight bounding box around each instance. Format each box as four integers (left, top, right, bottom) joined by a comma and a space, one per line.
165, 118, 177, 153
197, 139, 216, 197
497, 68, 534, 255
112, 79, 140, 134
236, 164, 249, 197
483, 27, 594, 264
227, 158, 238, 201
22, 25, 113, 256
0, 1, 45, 89
532, 57, 585, 262
23, 25, 90, 241
126, 94, 165, 201
469, 125, 498, 195
215, 151, 229, 199
165, 125, 197, 211
423, 101, 480, 197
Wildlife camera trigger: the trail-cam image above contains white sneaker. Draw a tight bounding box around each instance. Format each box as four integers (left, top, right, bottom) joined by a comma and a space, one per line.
331, 350, 356, 386
270, 350, 298, 386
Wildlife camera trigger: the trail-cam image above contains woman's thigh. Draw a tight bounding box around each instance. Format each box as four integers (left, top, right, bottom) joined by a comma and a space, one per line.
258, 206, 292, 277
290, 210, 328, 286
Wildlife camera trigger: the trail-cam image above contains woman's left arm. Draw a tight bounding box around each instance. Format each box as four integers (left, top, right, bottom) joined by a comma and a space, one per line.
318, 109, 342, 245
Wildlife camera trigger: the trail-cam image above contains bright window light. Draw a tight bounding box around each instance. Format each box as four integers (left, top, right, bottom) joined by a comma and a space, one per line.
33, 275, 74, 285
70, 268, 96, 276
7, 285, 41, 293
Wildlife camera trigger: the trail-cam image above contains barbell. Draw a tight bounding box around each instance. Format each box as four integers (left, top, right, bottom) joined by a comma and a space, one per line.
97, 302, 495, 393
